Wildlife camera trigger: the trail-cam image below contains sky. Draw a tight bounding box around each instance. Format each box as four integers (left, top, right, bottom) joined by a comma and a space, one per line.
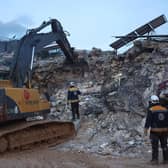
0, 0, 168, 50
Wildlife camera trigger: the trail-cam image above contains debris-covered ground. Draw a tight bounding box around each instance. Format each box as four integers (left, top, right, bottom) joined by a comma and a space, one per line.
0, 149, 164, 168
1, 39, 168, 167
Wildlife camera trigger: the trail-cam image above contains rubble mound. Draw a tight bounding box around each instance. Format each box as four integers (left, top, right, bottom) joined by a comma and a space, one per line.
102, 40, 168, 115
1, 40, 168, 157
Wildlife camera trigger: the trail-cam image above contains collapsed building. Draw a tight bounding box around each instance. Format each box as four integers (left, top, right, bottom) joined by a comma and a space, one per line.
0, 15, 168, 157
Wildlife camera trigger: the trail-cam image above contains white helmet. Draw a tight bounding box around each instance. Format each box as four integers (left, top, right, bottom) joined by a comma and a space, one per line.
150, 95, 159, 103
70, 82, 75, 86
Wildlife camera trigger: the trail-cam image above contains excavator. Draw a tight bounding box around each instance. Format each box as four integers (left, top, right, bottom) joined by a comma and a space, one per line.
0, 19, 76, 153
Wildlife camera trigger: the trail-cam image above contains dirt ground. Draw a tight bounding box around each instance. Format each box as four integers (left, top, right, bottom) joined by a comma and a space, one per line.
0, 147, 168, 168
0, 120, 167, 168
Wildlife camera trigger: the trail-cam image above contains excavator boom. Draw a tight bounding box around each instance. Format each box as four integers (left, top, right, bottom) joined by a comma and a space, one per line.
0, 19, 77, 153
10, 19, 74, 87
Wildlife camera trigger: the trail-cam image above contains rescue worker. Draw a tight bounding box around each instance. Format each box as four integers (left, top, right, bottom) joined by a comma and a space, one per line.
67, 82, 81, 121
144, 95, 168, 164
43, 88, 50, 101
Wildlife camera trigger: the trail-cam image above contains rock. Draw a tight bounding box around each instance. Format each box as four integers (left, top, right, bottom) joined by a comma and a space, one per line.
1, 39, 168, 157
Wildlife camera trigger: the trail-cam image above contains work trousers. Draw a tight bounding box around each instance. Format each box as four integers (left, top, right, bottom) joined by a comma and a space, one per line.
150, 132, 168, 161
71, 102, 80, 120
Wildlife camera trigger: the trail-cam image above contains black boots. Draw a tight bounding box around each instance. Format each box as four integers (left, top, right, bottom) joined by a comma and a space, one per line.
163, 148, 168, 164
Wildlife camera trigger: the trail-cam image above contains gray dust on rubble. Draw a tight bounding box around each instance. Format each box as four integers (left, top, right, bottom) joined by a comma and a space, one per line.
2, 42, 168, 158
47, 42, 168, 158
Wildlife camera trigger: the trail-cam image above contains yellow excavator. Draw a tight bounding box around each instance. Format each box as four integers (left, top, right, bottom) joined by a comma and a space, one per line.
0, 19, 76, 153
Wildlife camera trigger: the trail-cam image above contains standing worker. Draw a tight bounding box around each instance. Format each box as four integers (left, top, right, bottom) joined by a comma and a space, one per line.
144, 95, 168, 165
67, 82, 81, 121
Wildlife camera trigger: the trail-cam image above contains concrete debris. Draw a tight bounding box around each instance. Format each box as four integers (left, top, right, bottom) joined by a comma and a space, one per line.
1, 39, 168, 158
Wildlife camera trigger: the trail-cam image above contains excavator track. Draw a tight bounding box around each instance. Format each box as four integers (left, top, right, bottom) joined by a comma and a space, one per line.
0, 120, 76, 153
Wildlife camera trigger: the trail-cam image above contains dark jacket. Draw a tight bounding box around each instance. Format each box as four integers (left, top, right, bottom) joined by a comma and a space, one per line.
145, 103, 168, 132
67, 86, 81, 103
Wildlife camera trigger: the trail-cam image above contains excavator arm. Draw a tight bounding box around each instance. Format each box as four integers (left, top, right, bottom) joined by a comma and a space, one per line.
10, 19, 74, 87
0, 19, 77, 153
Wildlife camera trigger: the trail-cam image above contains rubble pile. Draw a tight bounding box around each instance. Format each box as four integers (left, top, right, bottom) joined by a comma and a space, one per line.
86, 49, 113, 85
0, 52, 13, 72
1, 39, 168, 157
102, 40, 168, 114
51, 40, 168, 157
32, 54, 89, 93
